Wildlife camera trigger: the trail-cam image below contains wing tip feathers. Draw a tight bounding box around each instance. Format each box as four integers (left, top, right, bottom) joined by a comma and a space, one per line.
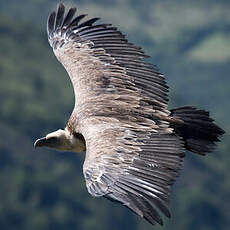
47, 3, 101, 40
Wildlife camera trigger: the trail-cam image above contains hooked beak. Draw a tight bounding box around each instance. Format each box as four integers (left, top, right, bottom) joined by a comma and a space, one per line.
34, 137, 47, 148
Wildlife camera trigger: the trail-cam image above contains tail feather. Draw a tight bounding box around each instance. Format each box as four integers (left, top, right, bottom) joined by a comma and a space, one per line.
170, 106, 224, 155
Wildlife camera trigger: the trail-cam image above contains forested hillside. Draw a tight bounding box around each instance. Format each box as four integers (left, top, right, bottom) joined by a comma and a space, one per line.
0, 1, 229, 230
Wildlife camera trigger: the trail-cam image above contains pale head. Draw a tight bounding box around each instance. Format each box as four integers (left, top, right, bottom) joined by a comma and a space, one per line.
34, 129, 86, 152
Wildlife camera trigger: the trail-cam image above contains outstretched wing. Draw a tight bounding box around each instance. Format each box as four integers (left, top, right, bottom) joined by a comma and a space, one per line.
47, 3, 185, 225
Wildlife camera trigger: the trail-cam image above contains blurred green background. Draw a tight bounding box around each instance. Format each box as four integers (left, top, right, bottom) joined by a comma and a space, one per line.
0, 0, 229, 229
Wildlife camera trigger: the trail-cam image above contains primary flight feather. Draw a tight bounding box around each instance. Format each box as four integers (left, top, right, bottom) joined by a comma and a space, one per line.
34, 3, 224, 226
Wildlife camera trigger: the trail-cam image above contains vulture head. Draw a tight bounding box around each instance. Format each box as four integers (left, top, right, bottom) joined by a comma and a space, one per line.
34, 129, 86, 152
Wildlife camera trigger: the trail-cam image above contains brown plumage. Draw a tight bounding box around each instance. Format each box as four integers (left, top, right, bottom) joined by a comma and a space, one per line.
34, 3, 224, 226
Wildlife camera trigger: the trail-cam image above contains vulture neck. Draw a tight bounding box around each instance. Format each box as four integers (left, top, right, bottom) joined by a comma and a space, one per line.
70, 131, 86, 152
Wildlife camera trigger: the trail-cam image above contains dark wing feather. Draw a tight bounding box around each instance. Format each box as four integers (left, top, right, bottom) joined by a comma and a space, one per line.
47, 11, 55, 35
62, 7, 77, 27
76, 17, 100, 29
47, 3, 186, 226
69, 14, 88, 27
55, 3, 65, 29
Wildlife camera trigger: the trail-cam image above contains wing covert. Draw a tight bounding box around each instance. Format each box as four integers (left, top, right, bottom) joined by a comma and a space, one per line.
83, 125, 185, 225
47, 3, 169, 117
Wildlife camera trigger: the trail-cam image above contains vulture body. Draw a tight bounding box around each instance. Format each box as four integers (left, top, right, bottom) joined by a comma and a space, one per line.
34, 3, 224, 226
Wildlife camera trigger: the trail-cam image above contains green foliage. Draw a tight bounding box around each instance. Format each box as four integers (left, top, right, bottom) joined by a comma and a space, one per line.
0, 1, 229, 230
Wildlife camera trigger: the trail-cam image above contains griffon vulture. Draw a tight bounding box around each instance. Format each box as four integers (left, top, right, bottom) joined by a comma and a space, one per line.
34, 3, 224, 226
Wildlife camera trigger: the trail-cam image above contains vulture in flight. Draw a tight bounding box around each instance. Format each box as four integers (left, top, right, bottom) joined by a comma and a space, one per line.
34, 3, 224, 226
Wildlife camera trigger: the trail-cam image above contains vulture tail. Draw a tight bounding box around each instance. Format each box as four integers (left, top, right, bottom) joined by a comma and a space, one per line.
170, 106, 224, 155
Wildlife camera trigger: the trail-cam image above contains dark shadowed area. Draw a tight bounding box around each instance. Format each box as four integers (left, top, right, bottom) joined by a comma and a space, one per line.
0, 0, 229, 230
